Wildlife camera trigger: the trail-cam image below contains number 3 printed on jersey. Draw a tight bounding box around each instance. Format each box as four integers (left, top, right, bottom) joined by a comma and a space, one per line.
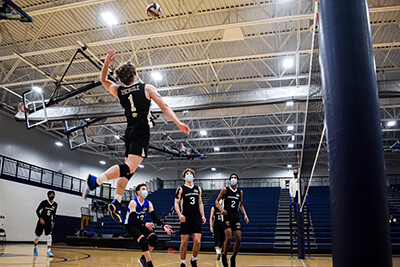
190, 197, 196, 205
128, 94, 138, 118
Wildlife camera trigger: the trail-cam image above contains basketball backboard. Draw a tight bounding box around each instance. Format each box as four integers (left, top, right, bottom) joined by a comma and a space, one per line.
22, 90, 48, 129
64, 120, 88, 150
0, 0, 33, 22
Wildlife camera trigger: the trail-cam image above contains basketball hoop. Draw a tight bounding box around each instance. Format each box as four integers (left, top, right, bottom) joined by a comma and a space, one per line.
18, 102, 28, 113
69, 131, 79, 142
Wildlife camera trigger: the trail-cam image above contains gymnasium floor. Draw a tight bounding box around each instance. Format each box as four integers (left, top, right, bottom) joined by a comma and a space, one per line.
1, 244, 399, 267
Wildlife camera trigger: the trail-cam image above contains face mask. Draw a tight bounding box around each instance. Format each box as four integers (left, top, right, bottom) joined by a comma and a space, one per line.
49, 196, 55, 200
141, 190, 148, 199
230, 178, 237, 186
185, 174, 194, 182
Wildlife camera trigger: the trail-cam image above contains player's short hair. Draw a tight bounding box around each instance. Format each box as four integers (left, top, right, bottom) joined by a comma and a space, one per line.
182, 168, 195, 178
229, 173, 239, 180
135, 183, 146, 195
115, 61, 136, 85
47, 190, 55, 197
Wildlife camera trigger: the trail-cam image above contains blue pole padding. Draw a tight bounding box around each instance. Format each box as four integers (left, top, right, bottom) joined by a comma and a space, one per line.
319, 0, 392, 266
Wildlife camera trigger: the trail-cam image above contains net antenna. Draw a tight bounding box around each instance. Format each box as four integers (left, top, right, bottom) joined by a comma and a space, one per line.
0, 0, 33, 22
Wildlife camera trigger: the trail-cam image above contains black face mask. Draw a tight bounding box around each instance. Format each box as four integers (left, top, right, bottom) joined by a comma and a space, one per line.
49, 196, 55, 200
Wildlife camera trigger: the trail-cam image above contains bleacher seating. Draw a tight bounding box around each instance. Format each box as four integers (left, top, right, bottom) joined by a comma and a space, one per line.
388, 185, 400, 251
309, 185, 400, 252
165, 187, 280, 251
308, 186, 332, 251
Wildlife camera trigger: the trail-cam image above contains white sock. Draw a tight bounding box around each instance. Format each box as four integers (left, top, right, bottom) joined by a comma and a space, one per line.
192, 256, 197, 261
96, 173, 108, 185
115, 194, 122, 203
48, 248, 51, 252
34, 236, 39, 246
180, 259, 186, 264
216, 248, 221, 254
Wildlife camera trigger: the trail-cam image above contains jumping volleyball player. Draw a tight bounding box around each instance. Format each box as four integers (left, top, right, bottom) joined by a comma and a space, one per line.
125, 183, 173, 267
82, 49, 190, 222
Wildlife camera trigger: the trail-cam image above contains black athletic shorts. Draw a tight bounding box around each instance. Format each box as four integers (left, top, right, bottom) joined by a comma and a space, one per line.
180, 220, 202, 235
125, 223, 153, 241
213, 221, 225, 247
223, 216, 241, 232
35, 220, 52, 236
124, 128, 150, 158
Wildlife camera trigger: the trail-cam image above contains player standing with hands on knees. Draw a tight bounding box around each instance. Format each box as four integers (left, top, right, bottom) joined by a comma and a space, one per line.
175, 169, 206, 267
82, 49, 190, 223
215, 174, 249, 267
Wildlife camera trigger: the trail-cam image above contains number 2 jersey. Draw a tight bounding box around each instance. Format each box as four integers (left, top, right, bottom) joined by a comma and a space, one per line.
222, 186, 242, 221
36, 200, 57, 223
177, 184, 201, 222
118, 82, 151, 133
124, 197, 150, 225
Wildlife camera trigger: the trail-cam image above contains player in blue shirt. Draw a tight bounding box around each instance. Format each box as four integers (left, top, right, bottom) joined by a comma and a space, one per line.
125, 183, 173, 267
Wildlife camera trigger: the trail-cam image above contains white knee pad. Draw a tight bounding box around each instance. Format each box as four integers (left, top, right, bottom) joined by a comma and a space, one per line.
47, 235, 52, 246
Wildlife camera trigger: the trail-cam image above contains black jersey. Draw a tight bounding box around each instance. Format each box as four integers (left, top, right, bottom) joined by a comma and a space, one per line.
36, 200, 57, 223
222, 186, 242, 221
212, 205, 223, 226
178, 184, 201, 222
117, 82, 151, 132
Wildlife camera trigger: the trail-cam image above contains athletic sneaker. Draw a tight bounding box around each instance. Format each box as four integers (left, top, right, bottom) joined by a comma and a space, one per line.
47, 251, 54, 257
180, 263, 186, 267
138, 255, 147, 267
33, 247, 38, 256
82, 174, 99, 200
230, 256, 236, 267
221, 254, 228, 267
108, 199, 122, 223
190, 259, 197, 267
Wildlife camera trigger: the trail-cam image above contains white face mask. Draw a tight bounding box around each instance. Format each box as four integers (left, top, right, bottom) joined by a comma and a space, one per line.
230, 178, 238, 186
141, 190, 148, 199
185, 174, 194, 182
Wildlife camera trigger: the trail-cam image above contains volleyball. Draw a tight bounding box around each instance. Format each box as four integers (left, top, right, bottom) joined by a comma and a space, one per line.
146, 3, 161, 18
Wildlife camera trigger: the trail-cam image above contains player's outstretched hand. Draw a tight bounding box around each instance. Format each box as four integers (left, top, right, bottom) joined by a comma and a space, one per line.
145, 222, 155, 230
210, 227, 214, 233
221, 209, 227, 216
105, 49, 116, 63
40, 218, 45, 225
179, 215, 186, 223
178, 122, 190, 135
202, 216, 206, 225
244, 215, 249, 224
163, 225, 174, 235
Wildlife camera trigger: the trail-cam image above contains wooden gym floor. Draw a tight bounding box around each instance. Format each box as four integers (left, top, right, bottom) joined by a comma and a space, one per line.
0, 244, 399, 267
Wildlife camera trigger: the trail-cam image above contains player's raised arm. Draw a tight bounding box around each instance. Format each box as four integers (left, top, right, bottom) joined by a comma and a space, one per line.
100, 49, 119, 98
146, 84, 190, 135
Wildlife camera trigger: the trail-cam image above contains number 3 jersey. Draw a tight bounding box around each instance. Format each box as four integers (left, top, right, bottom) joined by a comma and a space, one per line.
222, 186, 242, 221
125, 197, 149, 225
118, 82, 151, 133
177, 184, 201, 222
